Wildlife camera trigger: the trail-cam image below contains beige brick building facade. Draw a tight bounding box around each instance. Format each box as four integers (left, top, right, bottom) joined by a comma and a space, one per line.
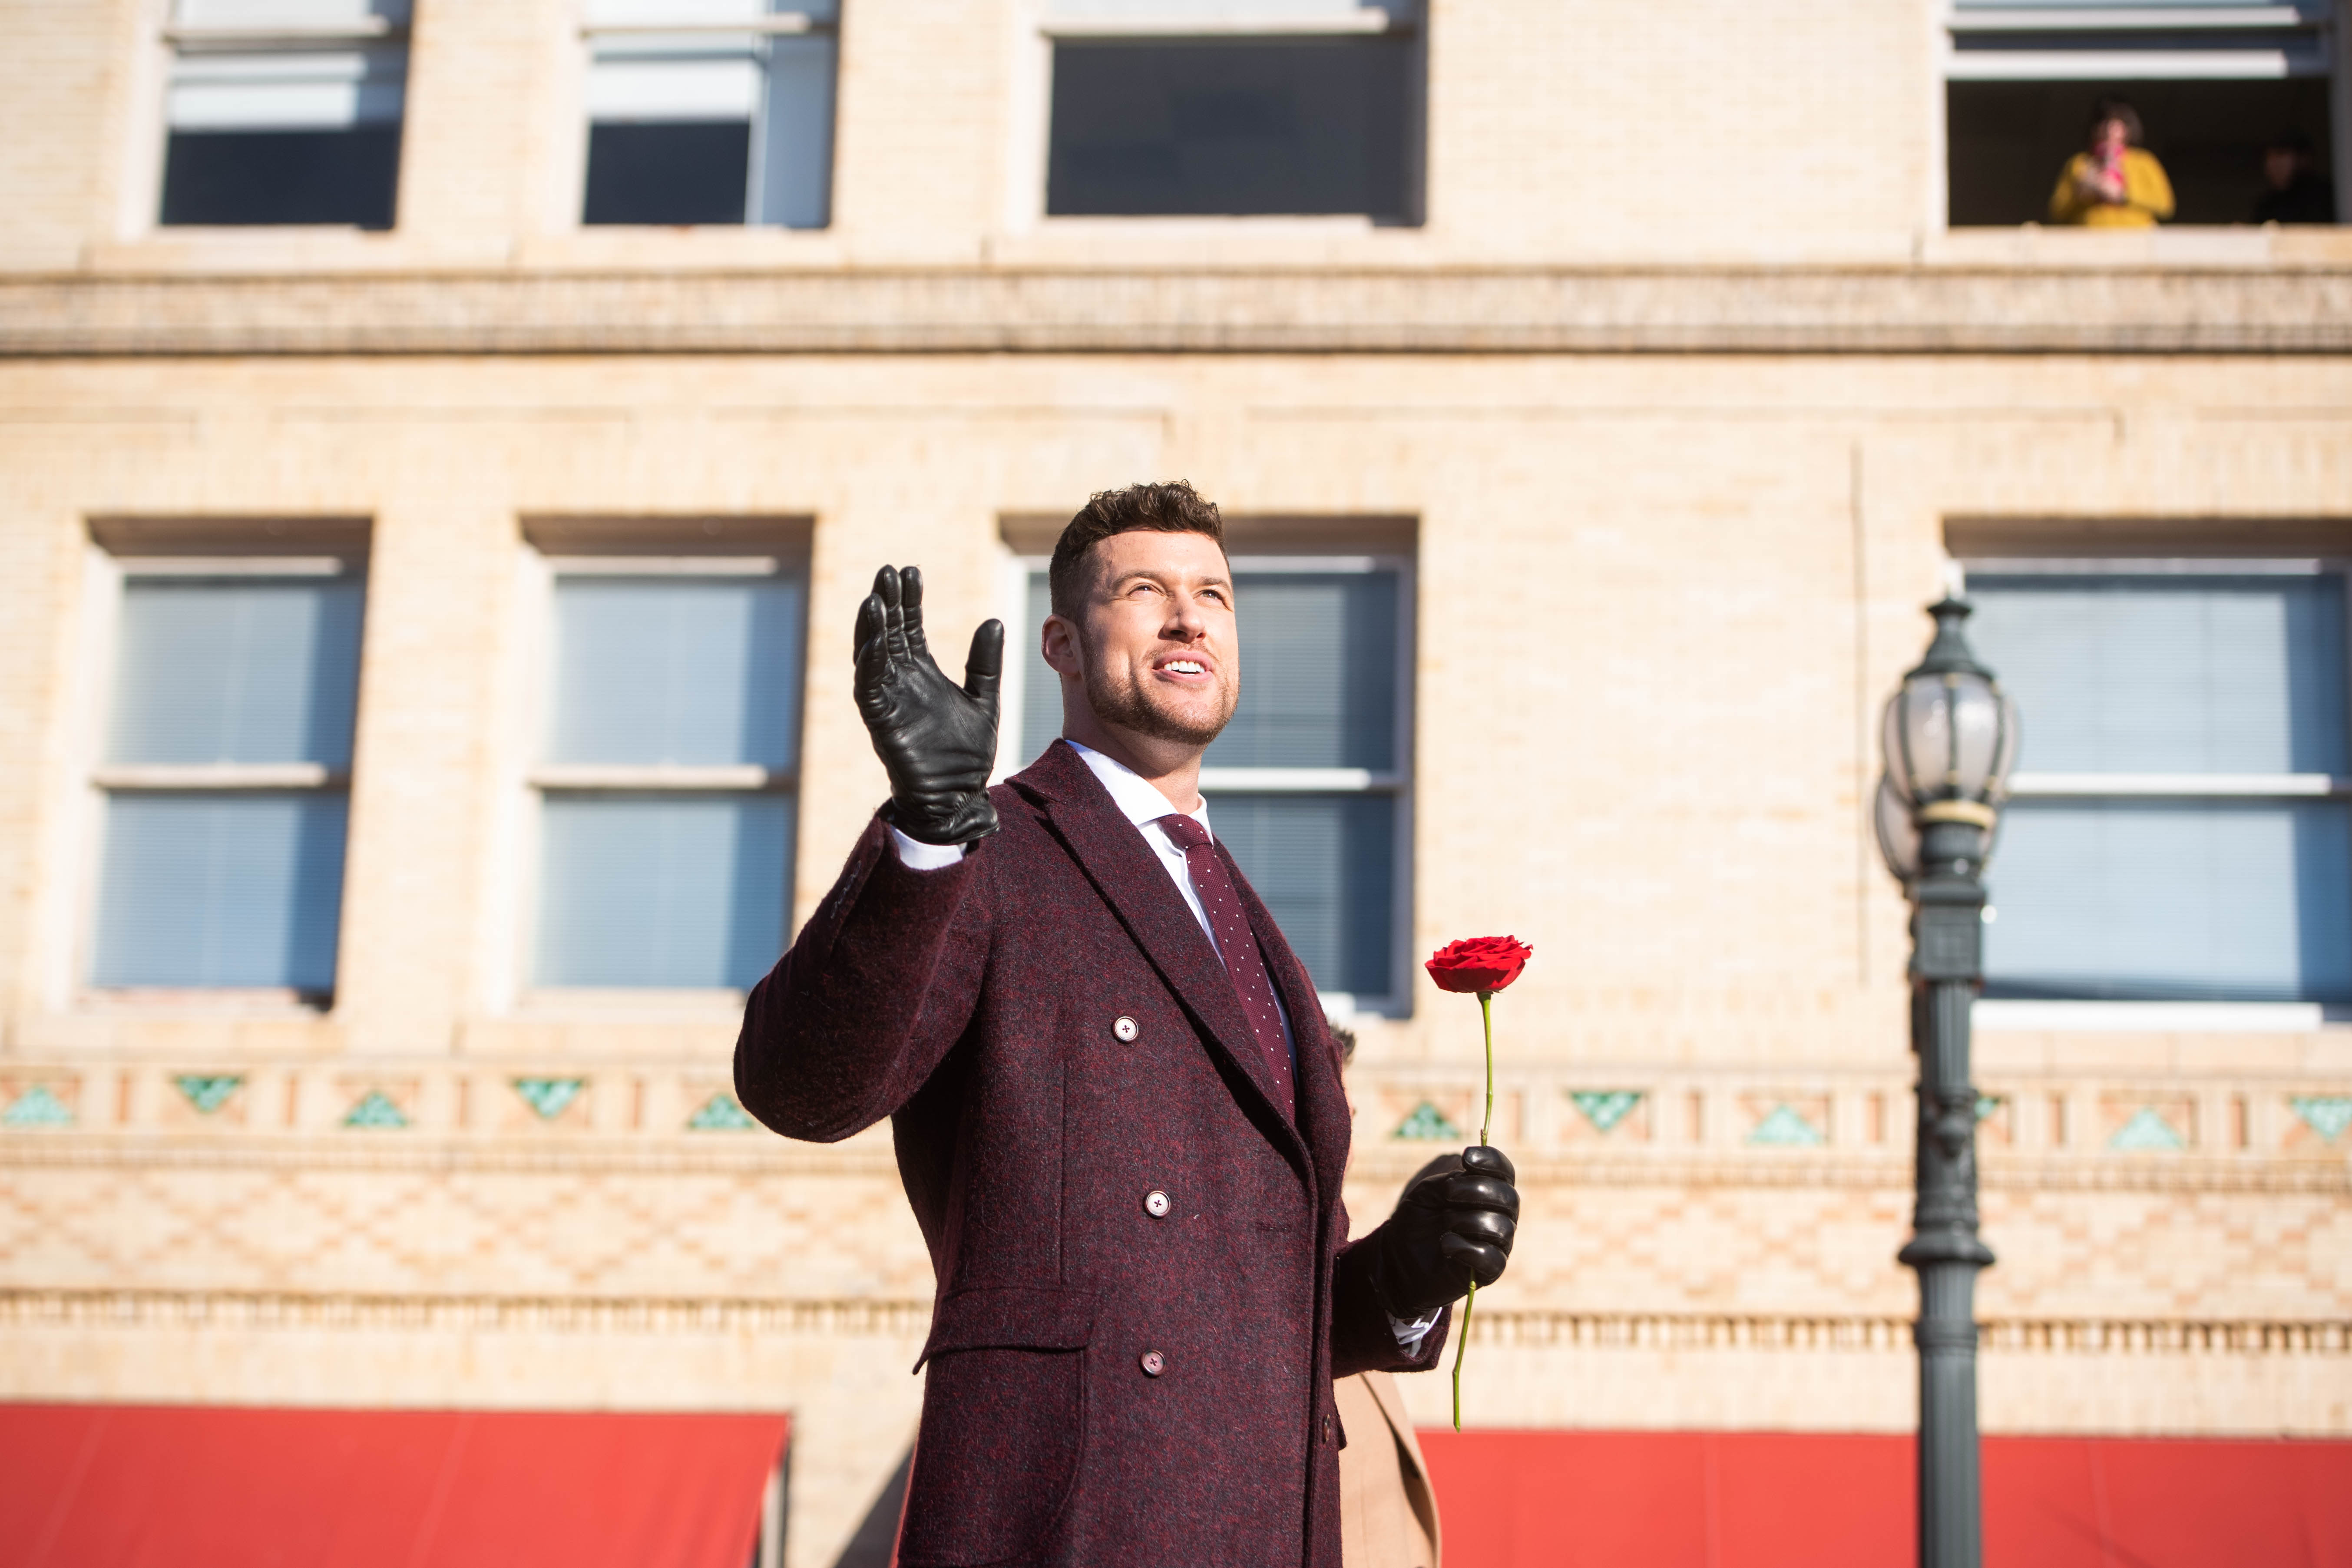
2, 0, 2350, 1562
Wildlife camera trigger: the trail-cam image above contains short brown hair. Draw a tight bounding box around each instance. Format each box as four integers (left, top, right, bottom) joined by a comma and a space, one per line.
1049, 481, 1226, 617
2088, 98, 2144, 149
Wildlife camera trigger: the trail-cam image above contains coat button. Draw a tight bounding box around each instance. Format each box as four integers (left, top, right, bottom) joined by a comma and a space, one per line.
1140, 1350, 1166, 1376
1112, 1015, 1138, 1042
1143, 1188, 1171, 1218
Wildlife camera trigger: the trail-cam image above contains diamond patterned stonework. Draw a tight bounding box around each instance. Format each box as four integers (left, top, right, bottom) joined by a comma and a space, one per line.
1393, 1102, 1464, 1141
2289, 1095, 2352, 1144
1570, 1090, 1643, 1134
2110, 1107, 2187, 1152
686, 1093, 756, 1132
342, 1091, 410, 1130
3, 1085, 73, 1128
175, 1075, 244, 1115
512, 1078, 585, 1121
1747, 1105, 1825, 1147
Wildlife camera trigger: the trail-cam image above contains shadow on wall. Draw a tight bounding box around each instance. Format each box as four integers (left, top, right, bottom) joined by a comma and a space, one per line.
833, 1449, 912, 1568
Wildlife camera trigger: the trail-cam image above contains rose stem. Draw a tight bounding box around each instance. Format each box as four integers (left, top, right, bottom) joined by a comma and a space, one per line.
1453, 987, 1496, 1431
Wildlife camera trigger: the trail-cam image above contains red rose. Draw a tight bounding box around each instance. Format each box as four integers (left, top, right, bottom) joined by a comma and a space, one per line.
1425, 936, 1533, 996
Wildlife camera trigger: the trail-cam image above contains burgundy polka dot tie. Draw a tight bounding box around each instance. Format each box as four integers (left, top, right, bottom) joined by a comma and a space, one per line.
1158, 814, 1295, 1120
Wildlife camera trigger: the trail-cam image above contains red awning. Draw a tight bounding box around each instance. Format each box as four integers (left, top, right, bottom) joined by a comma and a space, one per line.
0, 1404, 787, 1568
1419, 1429, 2352, 1567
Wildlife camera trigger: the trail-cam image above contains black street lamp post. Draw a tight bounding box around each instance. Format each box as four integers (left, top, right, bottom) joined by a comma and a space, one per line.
1873, 597, 2019, 1568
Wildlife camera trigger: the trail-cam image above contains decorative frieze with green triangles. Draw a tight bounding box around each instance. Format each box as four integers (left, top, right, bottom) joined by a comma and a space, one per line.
1747, 1104, 1825, 1147
2108, 1106, 2186, 1152
1391, 1101, 1463, 1141
2290, 1095, 2352, 1143
342, 1090, 410, 1130
687, 1092, 755, 1131
175, 1075, 244, 1115
1568, 1090, 1642, 1134
513, 1078, 586, 1121
3, 1085, 73, 1128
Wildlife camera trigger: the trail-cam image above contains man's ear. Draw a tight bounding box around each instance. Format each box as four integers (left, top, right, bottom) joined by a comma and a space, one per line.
1040, 612, 1083, 678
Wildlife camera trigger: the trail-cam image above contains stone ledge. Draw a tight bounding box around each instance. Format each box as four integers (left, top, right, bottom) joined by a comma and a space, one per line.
6, 1289, 2343, 1356
3, 266, 2349, 357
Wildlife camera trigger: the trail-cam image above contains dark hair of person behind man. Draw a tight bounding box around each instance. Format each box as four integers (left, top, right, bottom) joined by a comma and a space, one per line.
1049, 480, 1227, 617
2087, 98, 2144, 148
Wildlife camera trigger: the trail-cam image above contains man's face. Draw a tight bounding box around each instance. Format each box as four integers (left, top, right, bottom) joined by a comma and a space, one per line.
1047, 529, 1241, 748
2267, 147, 2299, 190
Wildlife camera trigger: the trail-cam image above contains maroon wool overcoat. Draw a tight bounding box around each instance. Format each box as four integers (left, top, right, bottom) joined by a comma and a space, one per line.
735, 738, 1447, 1568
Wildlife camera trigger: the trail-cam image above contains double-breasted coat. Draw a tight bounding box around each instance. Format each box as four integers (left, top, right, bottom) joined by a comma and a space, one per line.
735, 739, 1447, 1568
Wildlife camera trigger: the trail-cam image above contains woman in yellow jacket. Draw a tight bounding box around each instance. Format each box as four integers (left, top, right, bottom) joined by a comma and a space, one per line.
2049, 99, 2175, 226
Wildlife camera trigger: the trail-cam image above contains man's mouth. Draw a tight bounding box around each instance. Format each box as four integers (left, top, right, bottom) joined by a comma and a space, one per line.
1157, 656, 1211, 679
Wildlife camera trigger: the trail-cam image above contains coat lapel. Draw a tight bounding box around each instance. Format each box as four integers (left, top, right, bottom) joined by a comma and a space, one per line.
1011, 742, 1308, 1158
1217, 837, 1351, 1201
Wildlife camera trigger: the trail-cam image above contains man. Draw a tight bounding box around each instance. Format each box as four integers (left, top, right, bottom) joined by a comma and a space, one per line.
736, 481, 1517, 1566
2251, 133, 2335, 225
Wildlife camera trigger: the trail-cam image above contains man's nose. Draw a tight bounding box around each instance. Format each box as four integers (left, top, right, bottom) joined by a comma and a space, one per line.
1165, 595, 1209, 639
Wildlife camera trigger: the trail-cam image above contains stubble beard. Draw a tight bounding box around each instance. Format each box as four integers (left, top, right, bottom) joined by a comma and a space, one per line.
1084, 654, 1238, 748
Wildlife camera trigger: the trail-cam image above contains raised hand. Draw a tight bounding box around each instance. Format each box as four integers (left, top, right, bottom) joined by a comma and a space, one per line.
854, 565, 1005, 846
1367, 1145, 1519, 1318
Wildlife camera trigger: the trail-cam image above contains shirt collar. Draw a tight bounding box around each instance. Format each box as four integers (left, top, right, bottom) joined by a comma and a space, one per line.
1063, 739, 1212, 838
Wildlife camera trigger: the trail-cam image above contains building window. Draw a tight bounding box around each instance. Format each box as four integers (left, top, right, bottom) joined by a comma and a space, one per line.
159, 0, 409, 229
1042, 1, 1422, 220
580, 0, 837, 228
89, 547, 367, 998
1014, 547, 1413, 1012
1967, 562, 2352, 1003
530, 552, 805, 991
1944, 0, 2339, 226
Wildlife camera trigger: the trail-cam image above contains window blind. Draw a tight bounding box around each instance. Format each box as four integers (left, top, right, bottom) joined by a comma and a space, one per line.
167, 48, 407, 130
1205, 572, 1398, 771
536, 795, 792, 990
176, 0, 410, 26
93, 793, 348, 991
1201, 793, 1395, 996
1042, 0, 1414, 23
1985, 799, 2352, 1002
548, 576, 803, 770
109, 576, 365, 767
1967, 574, 2348, 775
1018, 568, 1400, 768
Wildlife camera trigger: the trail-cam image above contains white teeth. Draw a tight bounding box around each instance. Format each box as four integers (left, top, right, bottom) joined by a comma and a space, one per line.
1167, 660, 1204, 674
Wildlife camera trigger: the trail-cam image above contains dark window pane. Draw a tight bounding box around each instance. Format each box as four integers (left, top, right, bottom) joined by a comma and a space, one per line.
1047, 39, 1413, 218
584, 121, 752, 225
159, 127, 401, 228
1947, 77, 2332, 225
1206, 792, 1395, 998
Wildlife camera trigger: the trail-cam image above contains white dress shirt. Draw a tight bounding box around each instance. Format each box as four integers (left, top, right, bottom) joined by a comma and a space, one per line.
889, 741, 1436, 1353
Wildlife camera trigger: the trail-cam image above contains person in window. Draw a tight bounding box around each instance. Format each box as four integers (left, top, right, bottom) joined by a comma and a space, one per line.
2252, 133, 2336, 225
2048, 101, 2174, 228
736, 482, 1517, 1567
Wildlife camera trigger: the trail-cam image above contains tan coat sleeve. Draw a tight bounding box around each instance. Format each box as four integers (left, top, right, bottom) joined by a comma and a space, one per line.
1336, 1372, 1442, 1568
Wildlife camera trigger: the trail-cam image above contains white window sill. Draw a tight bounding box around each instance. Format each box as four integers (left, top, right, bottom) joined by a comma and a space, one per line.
1973, 999, 2348, 1032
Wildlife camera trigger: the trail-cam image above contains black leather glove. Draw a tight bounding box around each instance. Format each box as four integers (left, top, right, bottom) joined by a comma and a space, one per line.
854, 565, 1005, 846
1367, 1145, 1519, 1319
